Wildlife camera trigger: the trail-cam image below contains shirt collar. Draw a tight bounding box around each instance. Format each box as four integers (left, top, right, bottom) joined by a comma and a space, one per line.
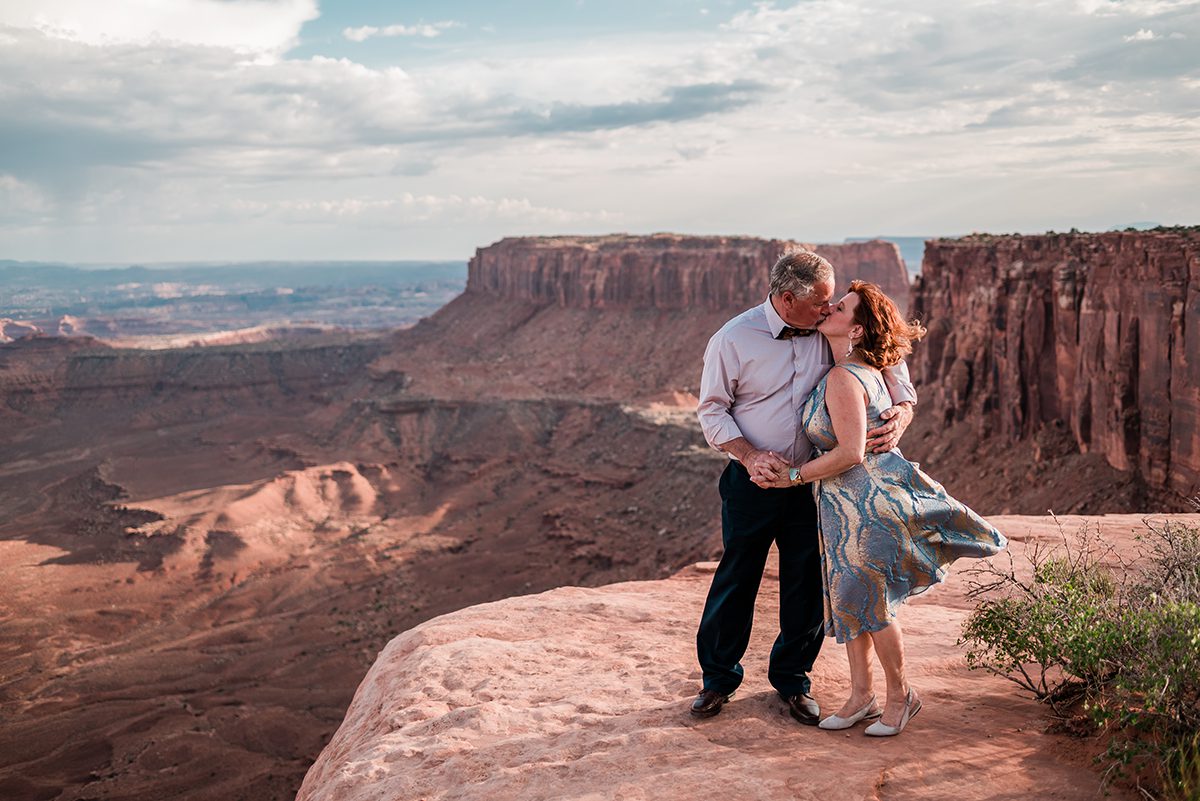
763, 296, 789, 338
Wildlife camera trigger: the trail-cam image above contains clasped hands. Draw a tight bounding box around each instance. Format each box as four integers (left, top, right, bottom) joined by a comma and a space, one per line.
746, 449, 792, 488
747, 403, 914, 489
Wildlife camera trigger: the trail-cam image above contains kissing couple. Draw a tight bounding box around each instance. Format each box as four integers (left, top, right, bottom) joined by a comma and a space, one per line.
691, 250, 1006, 735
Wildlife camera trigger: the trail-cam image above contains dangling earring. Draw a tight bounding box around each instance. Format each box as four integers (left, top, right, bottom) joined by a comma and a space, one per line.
845, 339, 855, 358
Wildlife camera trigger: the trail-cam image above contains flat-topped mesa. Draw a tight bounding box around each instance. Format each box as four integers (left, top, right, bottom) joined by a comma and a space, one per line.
910, 227, 1200, 499
467, 234, 909, 310
0, 335, 382, 417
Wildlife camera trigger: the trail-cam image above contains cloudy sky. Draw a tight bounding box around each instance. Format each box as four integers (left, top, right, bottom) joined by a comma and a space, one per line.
1, 0, 1197, 261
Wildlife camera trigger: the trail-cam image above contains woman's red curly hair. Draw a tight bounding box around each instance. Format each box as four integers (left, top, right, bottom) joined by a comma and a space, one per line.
848, 280, 927, 368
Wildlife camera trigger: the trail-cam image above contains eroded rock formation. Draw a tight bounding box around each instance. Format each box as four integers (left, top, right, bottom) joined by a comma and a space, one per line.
0, 325, 721, 801
0, 318, 41, 342
467, 234, 909, 310
909, 228, 1200, 500
298, 515, 1185, 801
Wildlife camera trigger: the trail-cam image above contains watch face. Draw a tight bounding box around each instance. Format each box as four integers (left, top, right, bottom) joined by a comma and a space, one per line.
789, 468, 801, 482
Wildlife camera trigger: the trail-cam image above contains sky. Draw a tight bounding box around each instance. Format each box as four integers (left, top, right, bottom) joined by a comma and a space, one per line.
0, 0, 1198, 262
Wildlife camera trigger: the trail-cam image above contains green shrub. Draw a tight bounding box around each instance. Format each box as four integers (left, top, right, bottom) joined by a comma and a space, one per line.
1113, 600, 1200, 730
959, 523, 1127, 711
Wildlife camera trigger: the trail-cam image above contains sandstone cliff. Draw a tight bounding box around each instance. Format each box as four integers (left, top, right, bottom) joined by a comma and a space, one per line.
298, 514, 1188, 801
909, 228, 1200, 500
374, 232, 1163, 511
467, 234, 909, 311
0, 334, 382, 419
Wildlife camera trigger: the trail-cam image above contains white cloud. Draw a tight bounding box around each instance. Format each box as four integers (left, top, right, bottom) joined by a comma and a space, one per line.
1078, 0, 1198, 16
0, 174, 55, 226
343, 25, 377, 42
343, 21, 461, 42
0, 0, 1197, 259
0, 0, 317, 52
259, 193, 617, 226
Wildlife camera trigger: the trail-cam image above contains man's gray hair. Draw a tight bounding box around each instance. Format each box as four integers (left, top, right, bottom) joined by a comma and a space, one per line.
769, 250, 834, 298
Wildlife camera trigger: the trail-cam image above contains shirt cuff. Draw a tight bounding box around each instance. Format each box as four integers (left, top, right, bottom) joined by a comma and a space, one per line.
705, 421, 744, 453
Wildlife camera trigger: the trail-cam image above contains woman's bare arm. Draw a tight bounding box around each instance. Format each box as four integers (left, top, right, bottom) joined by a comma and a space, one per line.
797, 367, 868, 482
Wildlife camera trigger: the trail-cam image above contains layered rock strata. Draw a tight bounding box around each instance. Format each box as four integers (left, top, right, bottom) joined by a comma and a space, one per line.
909, 228, 1200, 499
0, 327, 722, 801
467, 234, 909, 310
0, 335, 382, 418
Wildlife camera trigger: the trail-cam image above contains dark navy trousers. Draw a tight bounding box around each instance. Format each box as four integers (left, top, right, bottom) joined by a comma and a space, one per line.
696, 460, 826, 698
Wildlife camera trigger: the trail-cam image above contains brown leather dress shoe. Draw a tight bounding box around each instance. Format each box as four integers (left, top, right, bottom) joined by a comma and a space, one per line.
786, 693, 821, 725
690, 689, 732, 717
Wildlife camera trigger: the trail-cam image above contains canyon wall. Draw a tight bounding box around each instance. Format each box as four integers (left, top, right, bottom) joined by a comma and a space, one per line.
909, 227, 1200, 499
0, 312, 721, 801
467, 234, 909, 310
0, 336, 382, 419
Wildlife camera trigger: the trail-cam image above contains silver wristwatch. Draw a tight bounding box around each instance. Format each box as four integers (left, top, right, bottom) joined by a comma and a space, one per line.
789, 467, 806, 486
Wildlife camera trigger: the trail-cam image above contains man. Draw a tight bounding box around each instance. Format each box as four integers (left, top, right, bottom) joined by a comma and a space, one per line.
692, 250, 916, 724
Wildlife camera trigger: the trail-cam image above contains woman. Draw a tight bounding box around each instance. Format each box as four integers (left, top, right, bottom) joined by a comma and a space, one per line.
754, 280, 1005, 736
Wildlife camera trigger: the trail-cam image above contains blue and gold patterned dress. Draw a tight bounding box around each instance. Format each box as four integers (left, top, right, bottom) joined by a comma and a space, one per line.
802, 362, 1006, 643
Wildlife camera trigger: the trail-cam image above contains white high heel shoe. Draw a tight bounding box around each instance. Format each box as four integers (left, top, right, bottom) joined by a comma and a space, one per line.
864, 689, 921, 736
817, 695, 882, 730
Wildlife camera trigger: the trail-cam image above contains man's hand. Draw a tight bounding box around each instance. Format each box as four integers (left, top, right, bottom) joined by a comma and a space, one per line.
750, 465, 793, 489
745, 448, 788, 484
866, 402, 914, 453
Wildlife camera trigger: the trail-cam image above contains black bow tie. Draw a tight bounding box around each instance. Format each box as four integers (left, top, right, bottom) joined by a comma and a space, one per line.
778, 326, 816, 339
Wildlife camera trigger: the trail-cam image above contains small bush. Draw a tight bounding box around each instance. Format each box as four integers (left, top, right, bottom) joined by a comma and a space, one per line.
959, 522, 1128, 712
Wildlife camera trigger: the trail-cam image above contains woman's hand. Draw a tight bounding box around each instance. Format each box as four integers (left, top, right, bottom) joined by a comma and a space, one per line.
750, 466, 793, 489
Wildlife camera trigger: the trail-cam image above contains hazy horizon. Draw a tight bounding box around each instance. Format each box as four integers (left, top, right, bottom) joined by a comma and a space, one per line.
0, 257, 467, 269
0, 233, 932, 269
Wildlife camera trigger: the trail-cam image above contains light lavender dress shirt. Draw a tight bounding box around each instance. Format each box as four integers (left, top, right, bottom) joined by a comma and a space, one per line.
697, 298, 918, 466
